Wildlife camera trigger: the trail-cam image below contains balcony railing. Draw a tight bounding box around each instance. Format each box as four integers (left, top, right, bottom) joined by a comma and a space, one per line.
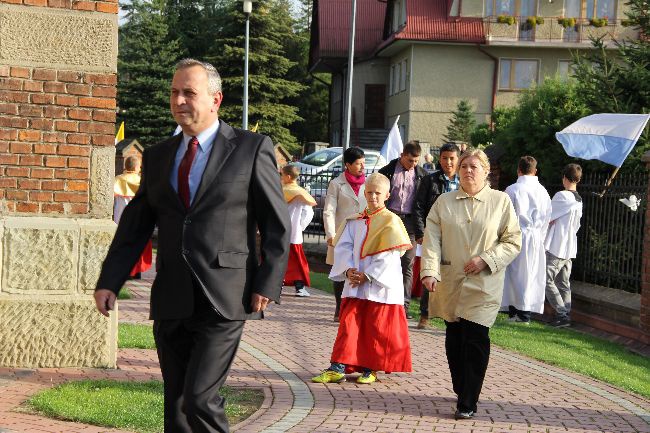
484, 16, 640, 44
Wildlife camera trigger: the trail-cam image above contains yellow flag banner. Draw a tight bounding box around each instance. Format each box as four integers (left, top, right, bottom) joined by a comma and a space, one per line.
250, 122, 259, 133
115, 121, 125, 144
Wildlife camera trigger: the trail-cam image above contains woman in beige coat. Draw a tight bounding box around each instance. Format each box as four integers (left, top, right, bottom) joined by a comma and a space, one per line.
421, 149, 521, 420
323, 147, 367, 320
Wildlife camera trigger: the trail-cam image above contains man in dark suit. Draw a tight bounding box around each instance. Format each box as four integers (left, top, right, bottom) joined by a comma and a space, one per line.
378, 140, 427, 318
94, 59, 290, 433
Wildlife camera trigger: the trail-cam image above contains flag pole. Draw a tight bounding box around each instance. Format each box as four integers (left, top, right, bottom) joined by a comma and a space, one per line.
597, 166, 621, 197
343, 0, 357, 150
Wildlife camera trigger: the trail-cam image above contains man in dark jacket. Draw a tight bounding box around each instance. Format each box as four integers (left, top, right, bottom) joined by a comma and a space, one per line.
413, 142, 460, 328
379, 141, 428, 318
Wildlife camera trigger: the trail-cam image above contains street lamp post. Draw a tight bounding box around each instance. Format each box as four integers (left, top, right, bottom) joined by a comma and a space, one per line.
243, 0, 252, 130
343, 0, 357, 150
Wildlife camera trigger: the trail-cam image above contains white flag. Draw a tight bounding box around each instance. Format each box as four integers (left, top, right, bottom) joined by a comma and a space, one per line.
380, 117, 403, 162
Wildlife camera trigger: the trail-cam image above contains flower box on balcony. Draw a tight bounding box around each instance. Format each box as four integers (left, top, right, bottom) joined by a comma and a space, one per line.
497, 15, 516, 25
589, 17, 609, 27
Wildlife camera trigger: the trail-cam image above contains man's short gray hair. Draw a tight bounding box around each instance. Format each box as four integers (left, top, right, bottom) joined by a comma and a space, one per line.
175, 58, 222, 95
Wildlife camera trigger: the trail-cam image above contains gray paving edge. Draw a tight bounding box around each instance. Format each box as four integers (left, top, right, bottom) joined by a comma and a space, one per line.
239, 341, 315, 433
492, 350, 650, 425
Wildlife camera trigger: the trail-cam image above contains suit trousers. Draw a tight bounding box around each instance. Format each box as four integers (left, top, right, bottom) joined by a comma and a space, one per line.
444, 319, 490, 413
397, 214, 416, 310
154, 289, 245, 433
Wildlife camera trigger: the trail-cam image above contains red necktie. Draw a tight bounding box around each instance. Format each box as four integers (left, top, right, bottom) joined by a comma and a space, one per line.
178, 136, 199, 209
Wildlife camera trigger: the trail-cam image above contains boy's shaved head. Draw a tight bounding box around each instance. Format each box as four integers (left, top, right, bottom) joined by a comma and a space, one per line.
365, 172, 390, 192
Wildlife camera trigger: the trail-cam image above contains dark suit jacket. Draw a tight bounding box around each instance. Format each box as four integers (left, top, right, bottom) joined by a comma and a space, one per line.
96, 120, 290, 321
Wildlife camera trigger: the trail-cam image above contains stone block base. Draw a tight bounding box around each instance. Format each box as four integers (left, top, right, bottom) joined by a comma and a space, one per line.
0, 297, 117, 368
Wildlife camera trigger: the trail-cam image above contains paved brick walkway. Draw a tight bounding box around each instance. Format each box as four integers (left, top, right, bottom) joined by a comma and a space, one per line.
1, 273, 648, 433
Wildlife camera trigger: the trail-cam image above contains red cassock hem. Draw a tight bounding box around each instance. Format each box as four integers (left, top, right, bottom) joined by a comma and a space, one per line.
330, 297, 412, 373
130, 240, 152, 276
411, 256, 423, 298
283, 243, 311, 286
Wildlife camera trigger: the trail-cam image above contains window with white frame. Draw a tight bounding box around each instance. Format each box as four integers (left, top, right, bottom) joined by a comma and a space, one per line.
392, 0, 407, 32
565, 0, 617, 19
486, 0, 516, 16
399, 59, 408, 92
558, 60, 574, 80
390, 59, 408, 95
499, 59, 539, 90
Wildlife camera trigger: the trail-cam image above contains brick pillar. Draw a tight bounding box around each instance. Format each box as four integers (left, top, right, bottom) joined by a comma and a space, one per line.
0, 0, 118, 367
641, 150, 650, 344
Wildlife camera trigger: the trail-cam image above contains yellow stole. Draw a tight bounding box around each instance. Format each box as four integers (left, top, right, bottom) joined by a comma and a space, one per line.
283, 181, 316, 206
114, 172, 141, 197
334, 207, 412, 258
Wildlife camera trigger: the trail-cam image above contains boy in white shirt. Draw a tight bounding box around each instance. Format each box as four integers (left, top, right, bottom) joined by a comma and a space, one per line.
281, 164, 316, 297
312, 173, 412, 384
545, 164, 583, 328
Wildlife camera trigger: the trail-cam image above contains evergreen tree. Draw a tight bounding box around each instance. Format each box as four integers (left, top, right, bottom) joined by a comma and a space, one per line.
285, 0, 329, 150
571, 0, 650, 164
444, 100, 476, 144
118, 0, 183, 147
205, 0, 305, 153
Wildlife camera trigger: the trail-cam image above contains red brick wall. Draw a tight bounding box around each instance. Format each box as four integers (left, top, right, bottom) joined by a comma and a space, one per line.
0, 0, 118, 14
0, 66, 116, 214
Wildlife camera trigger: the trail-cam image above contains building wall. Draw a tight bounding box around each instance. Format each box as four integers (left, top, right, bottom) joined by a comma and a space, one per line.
393, 43, 582, 148
349, 59, 389, 129
0, 0, 118, 367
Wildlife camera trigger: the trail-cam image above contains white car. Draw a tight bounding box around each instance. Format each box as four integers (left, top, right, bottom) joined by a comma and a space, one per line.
293, 147, 386, 175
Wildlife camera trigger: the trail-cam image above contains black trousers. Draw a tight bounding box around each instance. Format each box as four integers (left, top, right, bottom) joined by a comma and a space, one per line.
333, 280, 344, 316
445, 319, 490, 413
154, 286, 245, 433
397, 214, 416, 310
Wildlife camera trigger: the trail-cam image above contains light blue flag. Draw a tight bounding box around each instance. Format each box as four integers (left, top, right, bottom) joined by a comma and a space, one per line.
381, 116, 403, 162
555, 113, 650, 167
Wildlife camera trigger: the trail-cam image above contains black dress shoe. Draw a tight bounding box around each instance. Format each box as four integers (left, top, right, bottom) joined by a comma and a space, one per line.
454, 410, 475, 420
406, 313, 414, 319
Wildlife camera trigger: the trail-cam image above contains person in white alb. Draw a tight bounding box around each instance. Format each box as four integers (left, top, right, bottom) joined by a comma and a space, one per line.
281, 164, 316, 297
502, 156, 552, 324
545, 163, 583, 328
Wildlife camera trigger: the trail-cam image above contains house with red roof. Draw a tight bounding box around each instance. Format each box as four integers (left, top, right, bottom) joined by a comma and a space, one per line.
309, 0, 640, 151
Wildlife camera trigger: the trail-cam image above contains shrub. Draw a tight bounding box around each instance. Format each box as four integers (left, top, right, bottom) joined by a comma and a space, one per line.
589, 17, 609, 27
497, 15, 516, 25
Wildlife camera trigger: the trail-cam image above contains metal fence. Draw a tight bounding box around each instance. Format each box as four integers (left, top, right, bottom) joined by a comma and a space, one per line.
297, 166, 648, 294
550, 170, 647, 294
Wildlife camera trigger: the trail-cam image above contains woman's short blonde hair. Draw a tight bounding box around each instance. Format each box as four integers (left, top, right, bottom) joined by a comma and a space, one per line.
458, 148, 490, 172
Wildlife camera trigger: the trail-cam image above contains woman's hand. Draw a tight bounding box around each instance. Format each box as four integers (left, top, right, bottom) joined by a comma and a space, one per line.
327, 237, 334, 246
422, 277, 438, 292
463, 256, 487, 275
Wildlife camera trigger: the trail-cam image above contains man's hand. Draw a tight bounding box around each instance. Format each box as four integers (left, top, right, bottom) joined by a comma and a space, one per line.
463, 256, 488, 275
94, 289, 117, 317
422, 277, 438, 292
346, 268, 368, 287
251, 293, 270, 312
326, 237, 333, 247
415, 237, 423, 245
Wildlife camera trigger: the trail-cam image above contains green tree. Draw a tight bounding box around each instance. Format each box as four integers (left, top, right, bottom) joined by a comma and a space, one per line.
444, 100, 476, 144
205, 0, 305, 153
494, 78, 590, 184
118, 0, 183, 147
470, 107, 516, 147
285, 0, 330, 150
571, 0, 650, 165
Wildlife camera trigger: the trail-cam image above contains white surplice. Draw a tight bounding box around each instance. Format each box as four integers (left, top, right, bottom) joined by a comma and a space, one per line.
287, 200, 314, 244
545, 191, 583, 259
329, 219, 404, 305
502, 176, 552, 313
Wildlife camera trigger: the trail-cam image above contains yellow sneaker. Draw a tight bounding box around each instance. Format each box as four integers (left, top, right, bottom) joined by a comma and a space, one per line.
356, 371, 377, 384
311, 370, 346, 383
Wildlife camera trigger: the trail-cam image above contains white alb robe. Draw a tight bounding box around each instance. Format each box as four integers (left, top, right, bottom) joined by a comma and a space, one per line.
502, 176, 552, 313
545, 191, 583, 259
329, 219, 404, 305
287, 200, 314, 244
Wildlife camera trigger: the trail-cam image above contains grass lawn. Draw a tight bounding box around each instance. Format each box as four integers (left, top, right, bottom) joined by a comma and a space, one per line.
308, 271, 650, 398
117, 287, 132, 300
27, 380, 263, 433
119, 323, 156, 349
